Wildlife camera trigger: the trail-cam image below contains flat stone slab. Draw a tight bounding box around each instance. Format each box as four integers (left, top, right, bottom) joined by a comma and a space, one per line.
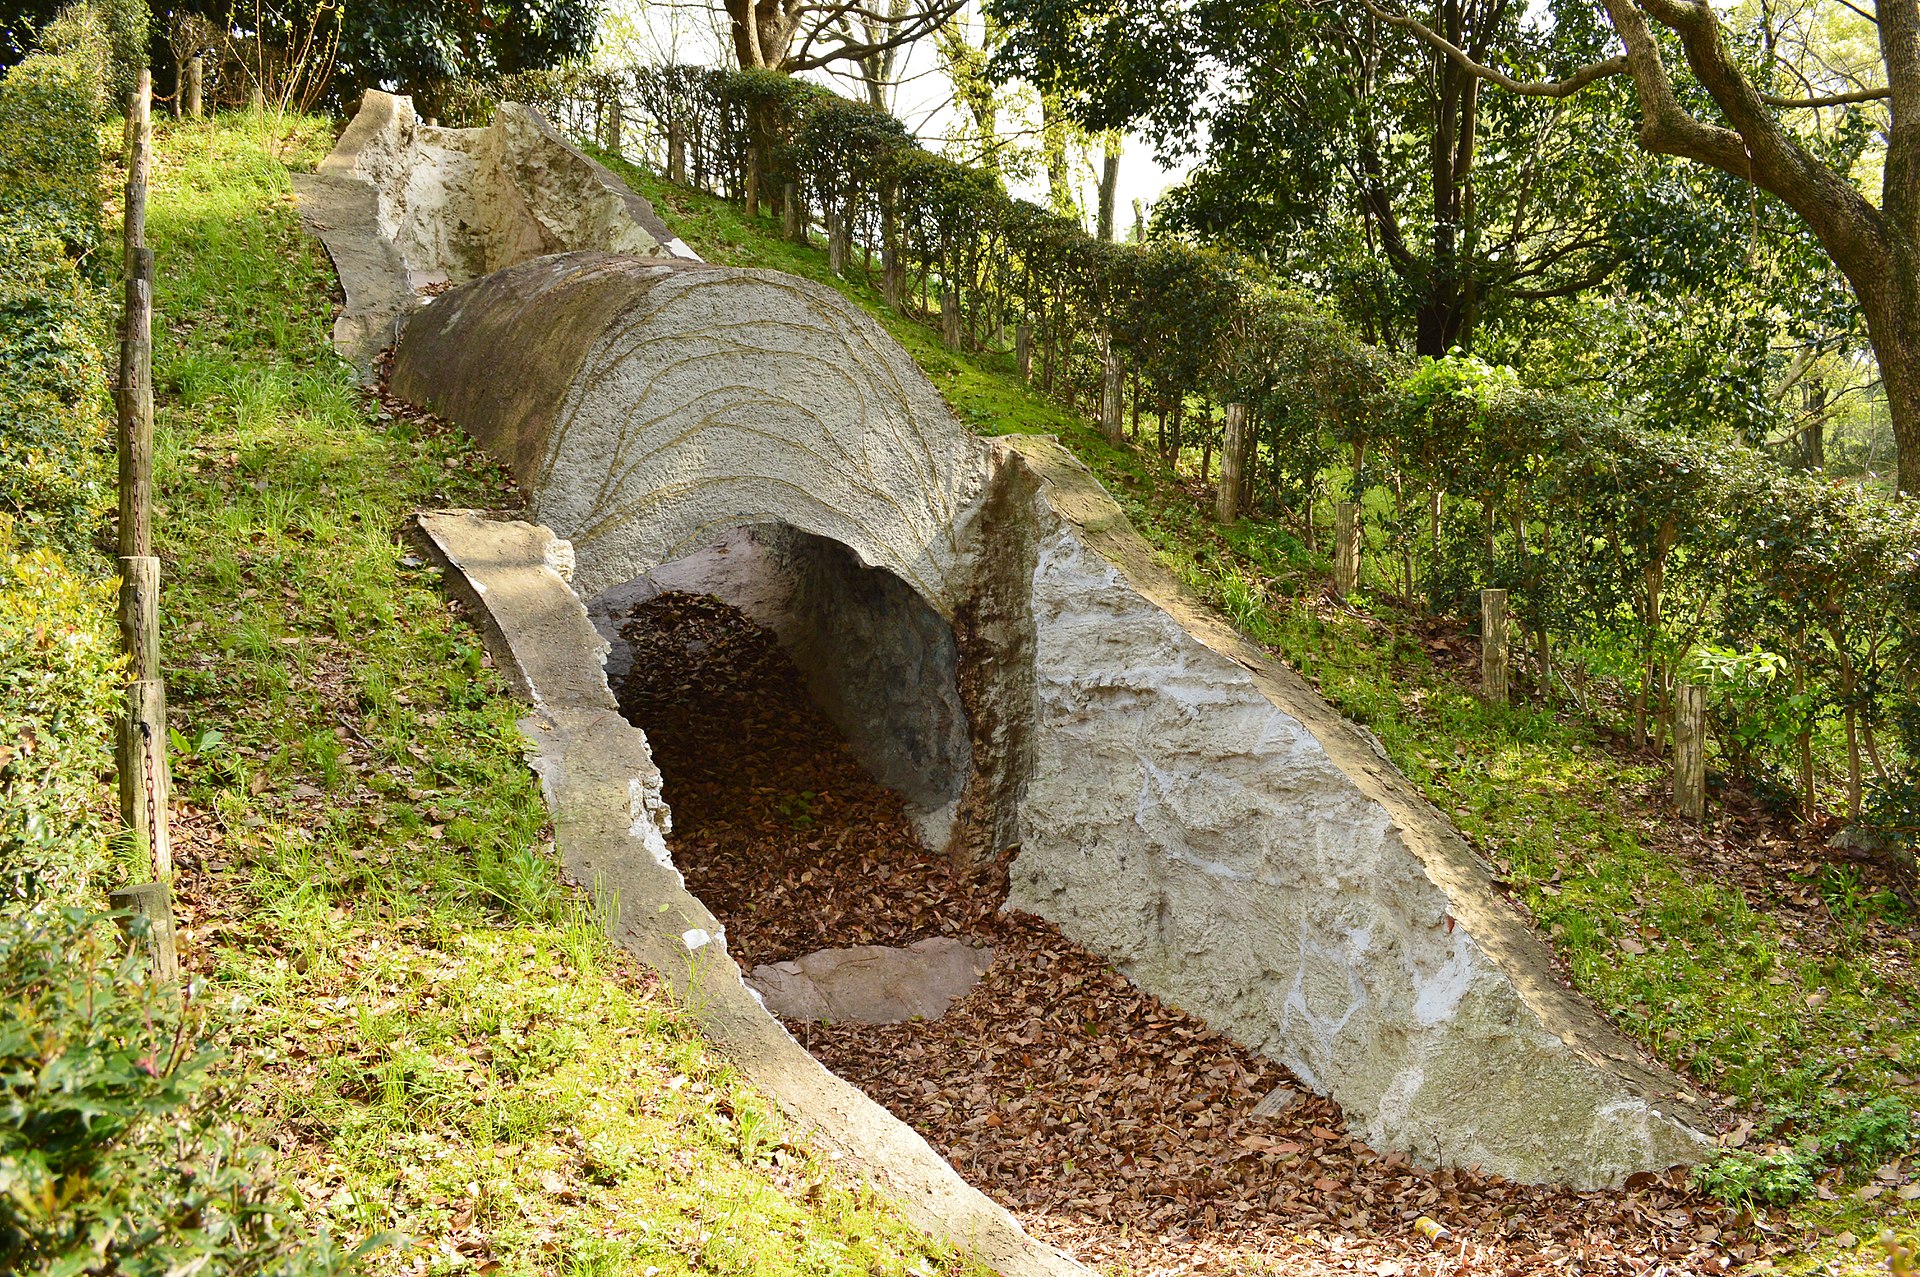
750, 938, 993, 1024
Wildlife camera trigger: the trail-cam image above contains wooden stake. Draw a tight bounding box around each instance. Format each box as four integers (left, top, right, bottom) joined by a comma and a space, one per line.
783, 182, 801, 240
827, 210, 847, 275
942, 290, 962, 350
119, 555, 160, 681
118, 248, 153, 557
1102, 342, 1126, 445
667, 120, 686, 183
109, 882, 178, 982
1480, 588, 1510, 704
1217, 403, 1250, 522
1333, 500, 1361, 597
1015, 324, 1032, 381
183, 56, 202, 119
1674, 681, 1708, 819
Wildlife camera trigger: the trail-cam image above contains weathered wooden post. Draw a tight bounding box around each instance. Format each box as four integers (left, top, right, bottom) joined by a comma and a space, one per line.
942, 290, 962, 350
183, 55, 202, 119
1101, 339, 1126, 444
1217, 403, 1250, 522
1674, 681, 1708, 819
744, 146, 762, 217
116, 73, 175, 931
1015, 324, 1032, 381
1480, 588, 1510, 704
1333, 500, 1361, 597
667, 119, 686, 183
109, 882, 179, 982
826, 209, 847, 275
783, 182, 801, 239
607, 97, 622, 156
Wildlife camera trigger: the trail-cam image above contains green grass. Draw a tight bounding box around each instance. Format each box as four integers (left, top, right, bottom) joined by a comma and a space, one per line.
145, 112, 989, 1277
601, 149, 1920, 1262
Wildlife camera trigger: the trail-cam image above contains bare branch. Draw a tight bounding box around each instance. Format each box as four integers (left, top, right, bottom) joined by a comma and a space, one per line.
1761, 84, 1891, 105
1358, 0, 1629, 96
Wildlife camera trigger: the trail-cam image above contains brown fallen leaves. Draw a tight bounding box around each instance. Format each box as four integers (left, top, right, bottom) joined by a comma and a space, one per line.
617, 592, 1773, 1275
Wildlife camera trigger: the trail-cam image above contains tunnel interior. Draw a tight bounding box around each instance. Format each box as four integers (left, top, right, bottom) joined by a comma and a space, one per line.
586, 522, 974, 855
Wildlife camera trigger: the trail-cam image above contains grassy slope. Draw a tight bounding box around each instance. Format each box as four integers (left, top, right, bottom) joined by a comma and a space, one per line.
145, 112, 988, 1277
598, 149, 1920, 1262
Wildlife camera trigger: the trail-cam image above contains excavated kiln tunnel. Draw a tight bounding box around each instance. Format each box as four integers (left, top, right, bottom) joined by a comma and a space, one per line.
386, 247, 1710, 1194
302, 86, 1713, 1204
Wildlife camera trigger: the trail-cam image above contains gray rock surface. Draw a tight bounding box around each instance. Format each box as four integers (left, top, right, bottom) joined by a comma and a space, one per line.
294, 91, 694, 375
748, 938, 995, 1024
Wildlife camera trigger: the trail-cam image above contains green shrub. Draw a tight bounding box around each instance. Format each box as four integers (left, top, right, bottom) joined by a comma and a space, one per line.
1692, 1099, 1917, 1207
0, 905, 363, 1274
32, 0, 148, 113
0, 517, 119, 906
0, 51, 106, 270
0, 224, 111, 552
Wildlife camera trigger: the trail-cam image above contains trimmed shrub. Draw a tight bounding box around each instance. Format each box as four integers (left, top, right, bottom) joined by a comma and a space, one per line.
0, 517, 119, 907
0, 224, 111, 554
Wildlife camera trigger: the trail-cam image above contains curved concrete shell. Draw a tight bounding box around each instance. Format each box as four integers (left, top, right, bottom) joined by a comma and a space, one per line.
389, 248, 1713, 1192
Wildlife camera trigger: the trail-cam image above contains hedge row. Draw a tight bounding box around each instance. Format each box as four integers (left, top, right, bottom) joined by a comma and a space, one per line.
446, 64, 1920, 831
0, 10, 117, 906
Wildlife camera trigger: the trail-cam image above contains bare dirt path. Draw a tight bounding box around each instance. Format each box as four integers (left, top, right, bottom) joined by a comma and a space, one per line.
614, 592, 1765, 1275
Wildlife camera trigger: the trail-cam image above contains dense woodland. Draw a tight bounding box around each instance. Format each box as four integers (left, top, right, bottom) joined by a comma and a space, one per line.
8, 0, 1920, 1270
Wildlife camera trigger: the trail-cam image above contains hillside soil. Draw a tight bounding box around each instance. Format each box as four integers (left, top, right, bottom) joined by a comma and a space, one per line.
613, 591, 1780, 1276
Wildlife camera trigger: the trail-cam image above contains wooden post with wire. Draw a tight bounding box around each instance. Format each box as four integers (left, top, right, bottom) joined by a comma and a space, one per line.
114, 70, 176, 980
183, 55, 202, 119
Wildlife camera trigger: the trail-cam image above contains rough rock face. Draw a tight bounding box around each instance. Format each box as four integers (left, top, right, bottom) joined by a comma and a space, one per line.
747, 939, 995, 1024
383, 236, 1711, 1189
1005, 443, 1707, 1184
294, 91, 694, 371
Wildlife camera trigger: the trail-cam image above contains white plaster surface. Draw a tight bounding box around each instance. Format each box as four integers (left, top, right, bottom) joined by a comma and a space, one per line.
1007, 503, 1710, 1186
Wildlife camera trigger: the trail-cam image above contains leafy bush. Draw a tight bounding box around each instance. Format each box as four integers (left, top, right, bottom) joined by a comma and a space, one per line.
0, 905, 362, 1275
0, 517, 118, 906
0, 224, 111, 553
1691, 1147, 1818, 1208
31, 0, 149, 113
0, 49, 106, 270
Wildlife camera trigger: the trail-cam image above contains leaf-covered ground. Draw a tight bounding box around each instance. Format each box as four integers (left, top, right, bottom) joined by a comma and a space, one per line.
140, 111, 991, 1277
613, 591, 1764, 1275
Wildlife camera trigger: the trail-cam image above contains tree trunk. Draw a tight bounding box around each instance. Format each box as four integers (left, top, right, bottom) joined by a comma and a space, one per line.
1858, 264, 1920, 494
1097, 135, 1121, 240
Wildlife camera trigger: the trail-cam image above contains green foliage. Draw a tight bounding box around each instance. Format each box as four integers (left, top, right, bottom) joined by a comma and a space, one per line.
1693, 1098, 1916, 1208
0, 519, 118, 906
0, 222, 111, 552
1692, 1147, 1819, 1208
34, 0, 147, 109
0, 906, 361, 1274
